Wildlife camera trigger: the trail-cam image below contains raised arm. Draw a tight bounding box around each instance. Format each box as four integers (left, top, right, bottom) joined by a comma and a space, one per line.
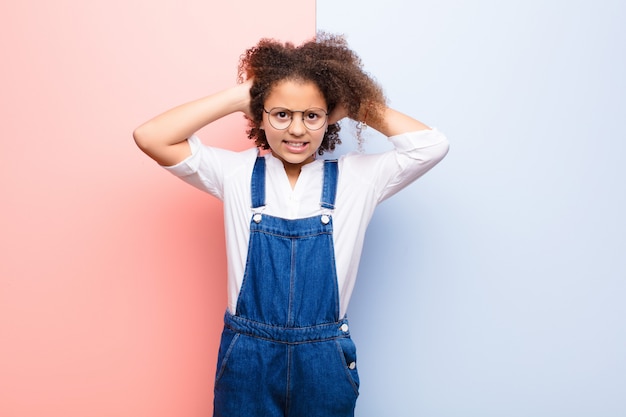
370, 107, 431, 136
329, 103, 431, 138
133, 79, 253, 166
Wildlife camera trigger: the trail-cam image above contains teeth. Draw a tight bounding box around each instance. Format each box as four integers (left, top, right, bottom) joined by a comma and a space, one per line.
285, 141, 305, 147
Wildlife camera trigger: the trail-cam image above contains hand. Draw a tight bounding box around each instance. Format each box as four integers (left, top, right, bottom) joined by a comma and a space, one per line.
328, 102, 349, 125
239, 78, 254, 118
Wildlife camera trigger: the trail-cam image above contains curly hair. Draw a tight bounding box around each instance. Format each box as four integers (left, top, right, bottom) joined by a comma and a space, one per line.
237, 32, 387, 155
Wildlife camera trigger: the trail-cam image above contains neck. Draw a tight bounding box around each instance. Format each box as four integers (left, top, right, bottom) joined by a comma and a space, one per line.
272, 152, 316, 189
284, 166, 301, 189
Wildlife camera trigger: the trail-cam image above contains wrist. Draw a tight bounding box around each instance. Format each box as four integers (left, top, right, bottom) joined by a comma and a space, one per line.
222, 83, 251, 115
357, 102, 373, 128
357, 102, 387, 130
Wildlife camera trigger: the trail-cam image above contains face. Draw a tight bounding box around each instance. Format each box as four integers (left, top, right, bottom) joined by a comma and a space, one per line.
261, 79, 328, 171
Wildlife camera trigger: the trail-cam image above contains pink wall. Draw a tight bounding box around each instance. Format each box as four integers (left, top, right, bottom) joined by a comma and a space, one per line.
0, 2, 314, 416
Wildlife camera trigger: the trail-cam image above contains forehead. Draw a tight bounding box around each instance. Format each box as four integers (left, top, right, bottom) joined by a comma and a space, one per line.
265, 79, 327, 110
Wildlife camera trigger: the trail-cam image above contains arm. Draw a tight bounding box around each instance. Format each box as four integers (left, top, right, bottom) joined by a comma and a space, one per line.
329, 104, 431, 137
133, 79, 253, 166
341, 105, 447, 202
369, 106, 431, 137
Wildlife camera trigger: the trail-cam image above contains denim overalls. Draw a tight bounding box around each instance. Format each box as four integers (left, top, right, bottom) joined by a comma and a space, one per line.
213, 157, 359, 417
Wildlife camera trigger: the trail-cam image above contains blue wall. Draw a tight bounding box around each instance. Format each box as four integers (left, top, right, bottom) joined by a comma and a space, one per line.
318, 1, 626, 416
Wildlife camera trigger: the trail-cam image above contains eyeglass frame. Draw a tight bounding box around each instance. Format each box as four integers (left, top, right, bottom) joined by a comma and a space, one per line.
262, 107, 329, 131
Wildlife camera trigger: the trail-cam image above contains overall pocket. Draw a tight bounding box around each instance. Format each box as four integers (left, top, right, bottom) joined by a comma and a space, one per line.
335, 337, 360, 395
214, 328, 240, 383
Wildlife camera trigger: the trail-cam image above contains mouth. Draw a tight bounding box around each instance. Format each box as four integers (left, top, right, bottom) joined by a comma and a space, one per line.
283, 140, 310, 153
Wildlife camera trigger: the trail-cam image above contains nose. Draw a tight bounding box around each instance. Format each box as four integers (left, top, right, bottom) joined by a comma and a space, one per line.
288, 114, 307, 136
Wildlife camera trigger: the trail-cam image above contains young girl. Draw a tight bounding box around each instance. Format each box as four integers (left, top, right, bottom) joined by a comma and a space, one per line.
134, 33, 449, 417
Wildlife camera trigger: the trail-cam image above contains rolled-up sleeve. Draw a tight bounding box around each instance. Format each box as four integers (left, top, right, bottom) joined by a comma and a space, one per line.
377, 128, 450, 201
160, 135, 255, 200
161, 135, 204, 177
390, 128, 449, 158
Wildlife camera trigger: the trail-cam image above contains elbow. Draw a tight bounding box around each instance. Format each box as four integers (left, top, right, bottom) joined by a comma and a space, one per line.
428, 133, 450, 163
439, 137, 451, 160
428, 138, 450, 167
133, 124, 153, 153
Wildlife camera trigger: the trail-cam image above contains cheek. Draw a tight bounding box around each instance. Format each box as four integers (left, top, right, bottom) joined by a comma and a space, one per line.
264, 128, 282, 144
313, 130, 326, 144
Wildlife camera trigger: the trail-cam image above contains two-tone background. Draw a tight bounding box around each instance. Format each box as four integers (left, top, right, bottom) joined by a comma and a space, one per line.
2, 1, 625, 416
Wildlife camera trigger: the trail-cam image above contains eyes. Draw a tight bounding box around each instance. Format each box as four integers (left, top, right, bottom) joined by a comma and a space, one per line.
263, 107, 328, 130
275, 110, 289, 120
272, 108, 325, 121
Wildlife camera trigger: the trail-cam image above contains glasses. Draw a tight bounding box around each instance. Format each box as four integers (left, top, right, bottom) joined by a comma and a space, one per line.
263, 107, 328, 131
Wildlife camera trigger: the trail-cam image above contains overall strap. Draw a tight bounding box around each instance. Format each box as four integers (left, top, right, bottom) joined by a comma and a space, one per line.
320, 160, 338, 209
251, 157, 266, 209
252, 157, 338, 210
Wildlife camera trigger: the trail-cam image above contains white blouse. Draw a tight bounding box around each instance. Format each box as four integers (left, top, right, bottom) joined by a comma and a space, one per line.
164, 129, 449, 318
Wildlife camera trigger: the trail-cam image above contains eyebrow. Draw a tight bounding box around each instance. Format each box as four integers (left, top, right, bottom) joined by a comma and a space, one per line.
267, 107, 328, 112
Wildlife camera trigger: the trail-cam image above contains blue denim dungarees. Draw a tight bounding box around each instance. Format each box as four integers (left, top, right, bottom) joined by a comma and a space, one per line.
213, 157, 359, 417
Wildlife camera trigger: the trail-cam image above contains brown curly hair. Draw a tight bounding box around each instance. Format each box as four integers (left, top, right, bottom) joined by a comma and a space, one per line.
237, 32, 387, 155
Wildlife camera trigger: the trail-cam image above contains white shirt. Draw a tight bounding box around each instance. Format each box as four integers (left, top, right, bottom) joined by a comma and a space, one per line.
164, 129, 449, 318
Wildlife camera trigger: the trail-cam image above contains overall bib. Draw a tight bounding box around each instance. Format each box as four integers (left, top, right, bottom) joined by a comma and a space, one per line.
213, 157, 359, 417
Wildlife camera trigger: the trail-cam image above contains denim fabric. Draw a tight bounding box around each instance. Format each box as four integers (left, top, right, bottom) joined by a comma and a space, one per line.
321, 159, 338, 209
236, 213, 340, 326
213, 157, 359, 417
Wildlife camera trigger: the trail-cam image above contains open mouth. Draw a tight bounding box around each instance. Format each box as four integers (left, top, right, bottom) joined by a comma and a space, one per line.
283, 140, 309, 152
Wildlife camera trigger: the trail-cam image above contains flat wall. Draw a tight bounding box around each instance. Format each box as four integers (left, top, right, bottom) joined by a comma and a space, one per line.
0, 2, 314, 416
318, 1, 626, 416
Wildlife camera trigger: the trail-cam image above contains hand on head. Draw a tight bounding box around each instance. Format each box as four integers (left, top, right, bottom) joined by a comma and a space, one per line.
328, 102, 349, 125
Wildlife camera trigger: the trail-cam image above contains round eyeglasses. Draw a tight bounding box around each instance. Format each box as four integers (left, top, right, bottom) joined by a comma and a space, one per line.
263, 107, 328, 131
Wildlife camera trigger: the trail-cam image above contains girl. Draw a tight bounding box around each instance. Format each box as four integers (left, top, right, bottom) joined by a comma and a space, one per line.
134, 33, 449, 417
